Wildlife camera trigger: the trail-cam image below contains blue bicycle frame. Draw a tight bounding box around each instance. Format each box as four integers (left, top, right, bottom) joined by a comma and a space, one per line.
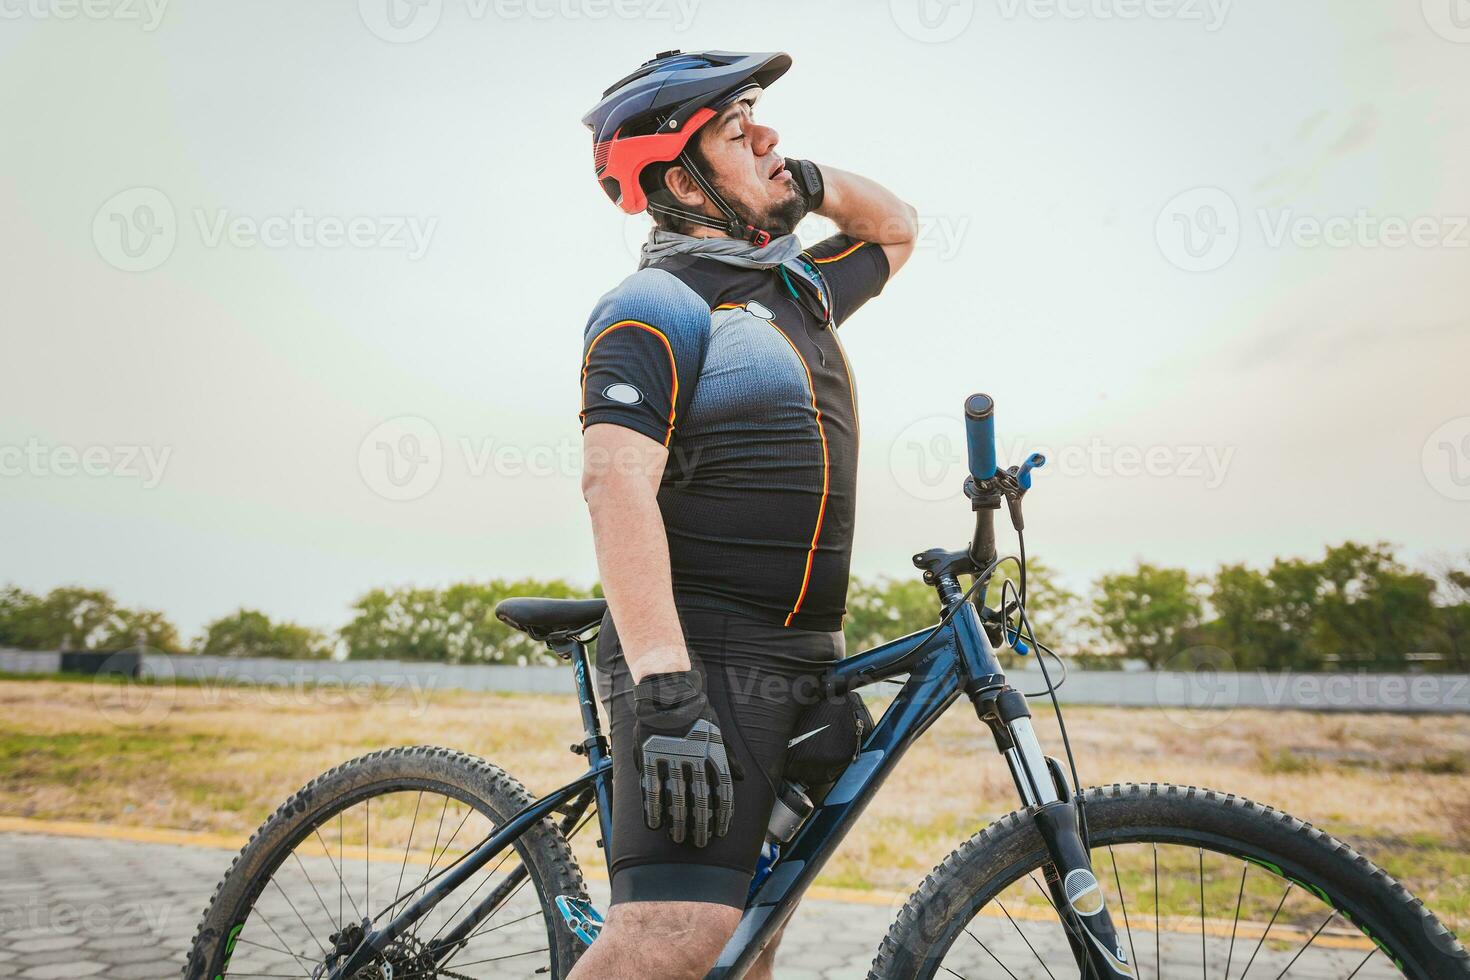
328, 394, 1138, 980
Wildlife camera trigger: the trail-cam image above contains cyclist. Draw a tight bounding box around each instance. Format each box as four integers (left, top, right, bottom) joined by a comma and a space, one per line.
575, 50, 916, 978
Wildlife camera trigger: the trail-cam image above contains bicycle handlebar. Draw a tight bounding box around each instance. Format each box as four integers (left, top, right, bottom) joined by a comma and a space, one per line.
963, 392, 997, 483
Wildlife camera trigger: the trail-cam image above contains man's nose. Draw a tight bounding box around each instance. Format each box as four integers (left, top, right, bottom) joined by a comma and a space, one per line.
750, 122, 779, 157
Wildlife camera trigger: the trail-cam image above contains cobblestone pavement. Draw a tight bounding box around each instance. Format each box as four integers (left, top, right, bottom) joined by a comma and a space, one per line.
0, 832, 1392, 979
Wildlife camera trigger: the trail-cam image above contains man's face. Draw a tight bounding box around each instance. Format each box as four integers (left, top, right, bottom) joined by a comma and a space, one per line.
691, 89, 806, 237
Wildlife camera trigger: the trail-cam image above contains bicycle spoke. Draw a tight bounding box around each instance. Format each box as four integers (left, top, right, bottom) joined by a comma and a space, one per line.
1155, 844, 1161, 980
313, 826, 363, 923
394, 789, 423, 908
1107, 846, 1139, 980
1271, 909, 1338, 979
269, 876, 331, 960
291, 851, 340, 935
1201, 848, 1208, 980
364, 796, 370, 916
1237, 881, 1294, 980
1342, 946, 1380, 980
995, 898, 1060, 980
1225, 862, 1248, 980
963, 925, 1019, 979
248, 908, 321, 976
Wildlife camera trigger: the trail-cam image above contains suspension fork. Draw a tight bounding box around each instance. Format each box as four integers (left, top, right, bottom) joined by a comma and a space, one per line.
953, 599, 1136, 979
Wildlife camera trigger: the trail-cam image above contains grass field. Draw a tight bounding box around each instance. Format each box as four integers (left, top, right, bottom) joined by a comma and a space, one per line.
2, 675, 1467, 935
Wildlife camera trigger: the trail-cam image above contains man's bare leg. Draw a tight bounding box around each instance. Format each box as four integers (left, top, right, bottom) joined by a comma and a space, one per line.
566, 902, 787, 979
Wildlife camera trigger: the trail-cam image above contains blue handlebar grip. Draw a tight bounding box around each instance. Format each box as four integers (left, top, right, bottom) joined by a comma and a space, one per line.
964, 393, 997, 482
1005, 628, 1031, 656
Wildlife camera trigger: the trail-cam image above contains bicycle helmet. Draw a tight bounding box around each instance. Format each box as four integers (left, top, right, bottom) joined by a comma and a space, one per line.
582, 49, 792, 245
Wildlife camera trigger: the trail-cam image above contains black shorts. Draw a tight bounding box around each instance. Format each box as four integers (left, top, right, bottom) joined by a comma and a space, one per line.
594, 603, 843, 907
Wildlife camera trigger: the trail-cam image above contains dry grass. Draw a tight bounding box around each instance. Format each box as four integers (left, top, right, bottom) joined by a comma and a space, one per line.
2, 677, 1466, 932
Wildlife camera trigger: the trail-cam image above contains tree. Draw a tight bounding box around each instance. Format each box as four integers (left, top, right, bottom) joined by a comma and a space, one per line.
101, 607, 183, 653
1309, 542, 1436, 670
1091, 563, 1202, 669
985, 557, 1084, 649
1426, 553, 1470, 671
198, 609, 333, 659
339, 579, 598, 665
0, 585, 40, 648
844, 576, 942, 654
1206, 558, 1324, 670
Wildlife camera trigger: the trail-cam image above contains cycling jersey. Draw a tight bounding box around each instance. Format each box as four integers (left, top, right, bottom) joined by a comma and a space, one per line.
579, 231, 890, 631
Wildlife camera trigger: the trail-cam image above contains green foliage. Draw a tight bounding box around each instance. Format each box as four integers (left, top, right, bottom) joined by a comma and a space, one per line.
1091, 564, 1203, 669
197, 609, 333, 660
1309, 542, 1437, 670
0, 585, 183, 653
843, 576, 941, 653
339, 578, 598, 665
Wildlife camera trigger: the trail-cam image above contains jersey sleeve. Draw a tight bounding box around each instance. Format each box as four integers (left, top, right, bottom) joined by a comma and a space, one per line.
579, 268, 710, 447
803, 234, 891, 327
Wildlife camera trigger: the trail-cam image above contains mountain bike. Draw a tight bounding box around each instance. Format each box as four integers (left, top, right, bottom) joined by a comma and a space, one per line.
184, 394, 1470, 980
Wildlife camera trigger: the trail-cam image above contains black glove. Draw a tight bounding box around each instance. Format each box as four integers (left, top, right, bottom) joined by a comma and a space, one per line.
633, 671, 735, 847
782, 157, 825, 211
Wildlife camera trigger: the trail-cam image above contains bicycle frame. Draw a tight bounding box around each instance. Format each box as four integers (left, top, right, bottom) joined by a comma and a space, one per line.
327, 588, 1137, 980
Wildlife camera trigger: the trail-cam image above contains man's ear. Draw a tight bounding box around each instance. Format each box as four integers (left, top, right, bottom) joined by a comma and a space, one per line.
663, 165, 706, 211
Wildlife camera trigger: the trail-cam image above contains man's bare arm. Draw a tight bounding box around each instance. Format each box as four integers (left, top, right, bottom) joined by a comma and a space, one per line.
582, 422, 689, 683
813, 165, 918, 275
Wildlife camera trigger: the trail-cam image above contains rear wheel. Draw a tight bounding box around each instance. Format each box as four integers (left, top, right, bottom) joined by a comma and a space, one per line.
870, 783, 1469, 979
184, 745, 590, 979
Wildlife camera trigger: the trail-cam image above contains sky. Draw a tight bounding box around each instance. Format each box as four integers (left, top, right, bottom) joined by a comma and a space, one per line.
1, 0, 1467, 640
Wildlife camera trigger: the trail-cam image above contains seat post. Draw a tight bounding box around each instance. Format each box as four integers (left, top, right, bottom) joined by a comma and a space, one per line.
568, 637, 615, 855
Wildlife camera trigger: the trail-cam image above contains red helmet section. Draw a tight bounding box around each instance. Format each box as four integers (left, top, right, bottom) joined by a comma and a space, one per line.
593, 106, 717, 215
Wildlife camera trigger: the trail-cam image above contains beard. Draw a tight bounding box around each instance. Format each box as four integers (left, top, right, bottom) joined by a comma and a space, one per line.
707, 173, 809, 239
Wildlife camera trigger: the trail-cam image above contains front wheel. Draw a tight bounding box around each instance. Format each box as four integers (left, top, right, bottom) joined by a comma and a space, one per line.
870, 783, 1469, 979
184, 745, 590, 979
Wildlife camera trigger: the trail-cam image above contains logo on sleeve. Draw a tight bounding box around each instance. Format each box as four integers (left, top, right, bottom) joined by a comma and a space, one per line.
602, 383, 644, 405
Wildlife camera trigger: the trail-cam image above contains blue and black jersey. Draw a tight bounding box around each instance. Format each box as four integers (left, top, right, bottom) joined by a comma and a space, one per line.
580, 234, 890, 632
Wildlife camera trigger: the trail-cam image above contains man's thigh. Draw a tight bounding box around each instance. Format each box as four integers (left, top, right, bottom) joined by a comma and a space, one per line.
568, 901, 786, 980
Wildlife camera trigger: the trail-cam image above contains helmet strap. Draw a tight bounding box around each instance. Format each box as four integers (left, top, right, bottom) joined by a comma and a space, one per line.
646, 151, 773, 248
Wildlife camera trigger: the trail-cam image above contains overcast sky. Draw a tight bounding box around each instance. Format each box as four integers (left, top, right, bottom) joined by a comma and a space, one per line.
1, 0, 1467, 640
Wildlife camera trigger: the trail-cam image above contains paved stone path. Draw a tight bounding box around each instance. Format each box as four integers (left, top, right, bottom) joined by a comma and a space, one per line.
0, 831, 1392, 979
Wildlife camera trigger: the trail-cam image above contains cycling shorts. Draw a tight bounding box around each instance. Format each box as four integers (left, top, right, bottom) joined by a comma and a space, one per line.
594, 602, 843, 907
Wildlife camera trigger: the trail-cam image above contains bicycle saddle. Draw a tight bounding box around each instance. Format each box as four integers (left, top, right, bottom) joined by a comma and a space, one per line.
495, 597, 607, 642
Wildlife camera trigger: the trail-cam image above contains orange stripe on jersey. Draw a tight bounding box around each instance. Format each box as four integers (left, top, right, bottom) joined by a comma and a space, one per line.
711, 302, 743, 311
579, 320, 678, 447
762, 319, 830, 627
809, 241, 866, 264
